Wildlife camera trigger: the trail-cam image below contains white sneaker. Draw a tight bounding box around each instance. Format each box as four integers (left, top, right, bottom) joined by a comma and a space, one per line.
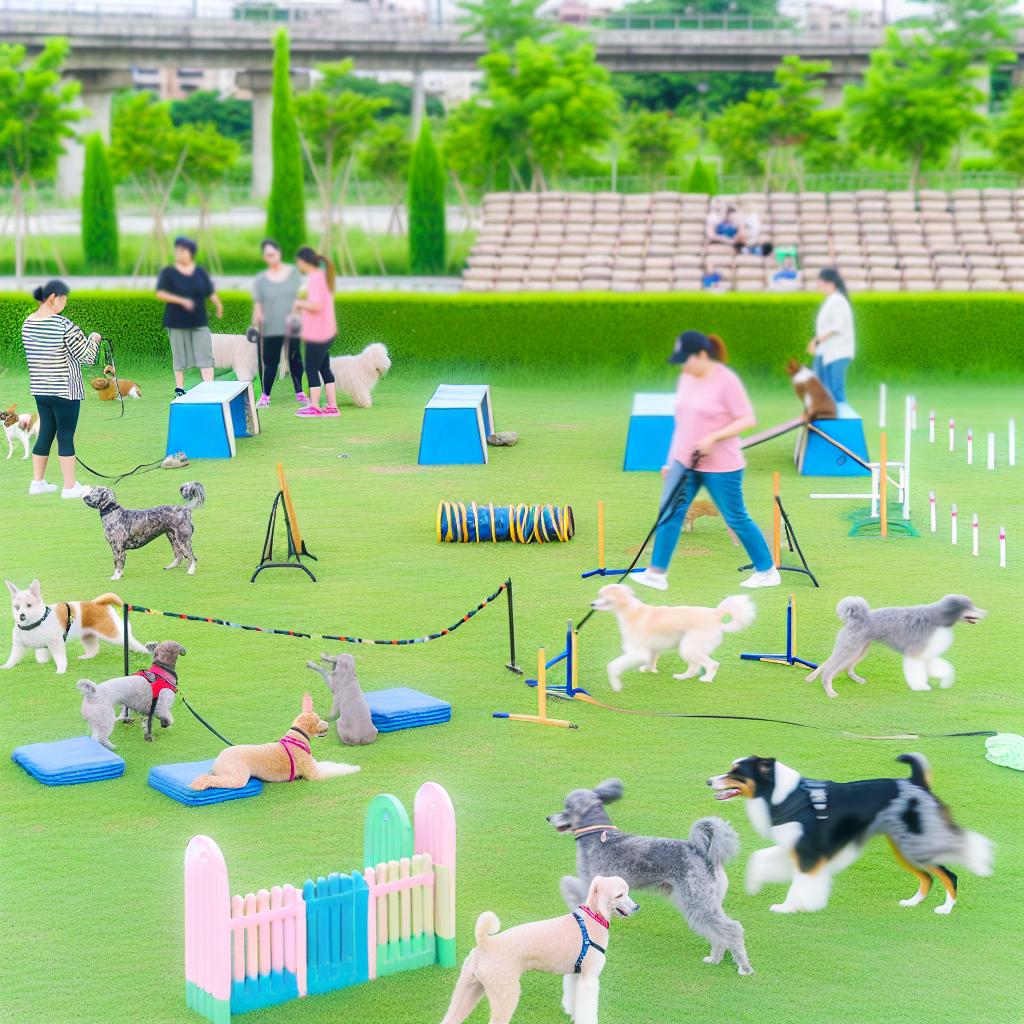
632, 569, 669, 591
740, 568, 782, 589
28, 479, 58, 495
61, 482, 92, 500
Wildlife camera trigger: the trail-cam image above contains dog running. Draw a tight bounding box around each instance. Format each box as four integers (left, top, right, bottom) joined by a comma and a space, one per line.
806, 594, 986, 697
548, 779, 754, 975
83, 482, 206, 580
708, 754, 994, 914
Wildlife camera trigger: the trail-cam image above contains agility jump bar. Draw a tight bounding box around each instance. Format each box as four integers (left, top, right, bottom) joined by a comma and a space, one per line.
438, 501, 574, 543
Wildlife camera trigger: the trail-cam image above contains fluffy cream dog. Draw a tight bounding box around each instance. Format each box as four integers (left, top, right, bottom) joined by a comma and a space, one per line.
211, 333, 259, 381
591, 583, 755, 689
440, 875, 638, 1024
329, 342, 391, 407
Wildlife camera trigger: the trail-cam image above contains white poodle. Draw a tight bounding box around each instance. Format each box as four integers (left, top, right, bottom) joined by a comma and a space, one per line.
211, 333, 259, 381
329, 343, 391, 408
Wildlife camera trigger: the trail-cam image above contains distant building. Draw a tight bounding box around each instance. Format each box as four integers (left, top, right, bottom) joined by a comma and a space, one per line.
132, 67, 238, 99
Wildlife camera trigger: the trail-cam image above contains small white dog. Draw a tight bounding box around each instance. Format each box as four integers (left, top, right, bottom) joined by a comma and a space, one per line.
440, 875, 638, 1024
211, 333, 259, 381
2, 406, 39, 459
591, 584, 755, 689
2, 579, 148, 674
329, 342, 391, 408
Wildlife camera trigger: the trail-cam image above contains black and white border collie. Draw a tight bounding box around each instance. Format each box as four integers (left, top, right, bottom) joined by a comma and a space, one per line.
707, 755, 993, 915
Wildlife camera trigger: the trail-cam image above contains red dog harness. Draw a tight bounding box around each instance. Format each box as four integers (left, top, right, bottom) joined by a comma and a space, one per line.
278, 727, 311, 782
135, 663, 178, 701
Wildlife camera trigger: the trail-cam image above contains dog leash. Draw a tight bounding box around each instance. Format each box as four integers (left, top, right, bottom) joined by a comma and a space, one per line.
177, 693, 234, 747
76, 454, 166, 485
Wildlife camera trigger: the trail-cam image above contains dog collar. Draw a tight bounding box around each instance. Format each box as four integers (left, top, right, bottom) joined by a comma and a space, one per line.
771, 780, 831, 825
573, 824, 618, 842
577, 904, 610, 930
98, 504, 117, 518
288, 726, 311, 742
16, 606, 51, 632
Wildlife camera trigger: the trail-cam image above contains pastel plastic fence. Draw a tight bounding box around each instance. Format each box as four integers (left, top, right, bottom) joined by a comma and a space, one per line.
437, 501, 574, 543
184, 782, 456, 1023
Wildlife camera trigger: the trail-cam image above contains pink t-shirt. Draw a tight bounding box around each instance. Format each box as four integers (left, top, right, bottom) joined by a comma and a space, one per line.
667, 362, 755, 472
301, 269, 337, 343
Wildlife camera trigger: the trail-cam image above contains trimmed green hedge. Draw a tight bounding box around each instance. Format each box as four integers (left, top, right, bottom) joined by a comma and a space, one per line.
1, 292, 1020, 378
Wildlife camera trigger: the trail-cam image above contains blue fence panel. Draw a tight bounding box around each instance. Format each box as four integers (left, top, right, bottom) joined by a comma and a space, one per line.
303, 871, 369, 996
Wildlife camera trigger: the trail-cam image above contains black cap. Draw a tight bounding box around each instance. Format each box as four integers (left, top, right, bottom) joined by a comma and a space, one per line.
173, 236, 197, 256
32, 279, 70, 302
668, 330, 711, 364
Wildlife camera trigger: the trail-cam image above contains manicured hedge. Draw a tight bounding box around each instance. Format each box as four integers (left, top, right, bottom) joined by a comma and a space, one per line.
0, 291, 1020, 378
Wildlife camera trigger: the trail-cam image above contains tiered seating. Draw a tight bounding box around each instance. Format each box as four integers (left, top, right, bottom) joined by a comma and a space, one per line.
462, 188, 1024, 293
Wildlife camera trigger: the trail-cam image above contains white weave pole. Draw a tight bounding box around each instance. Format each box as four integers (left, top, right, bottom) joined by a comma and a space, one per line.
1000, 527, 1006, 569
972, 513, 979, 556
1010, 420, 1016, 467
951, 504, 958, 545
910, 396, 917, 430
928, 410, 935, 443
879, 383, 887, 428
949, 418, 955, 452
987, 432, 995, 470
967, 428, 973, 465
929, 490, 936, 533
902, 394, 912, 519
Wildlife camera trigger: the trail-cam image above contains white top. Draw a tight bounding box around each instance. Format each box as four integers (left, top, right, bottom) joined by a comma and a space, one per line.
815, 291, 855, 365
171, 381, 251, 404
631, 392, 676, 416
428, 384, 490, 407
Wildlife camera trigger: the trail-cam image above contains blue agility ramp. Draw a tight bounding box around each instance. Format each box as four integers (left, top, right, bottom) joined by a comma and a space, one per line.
418, 384, 494, 465
623, 393, 675, 471
166, 380, 260, 459
795, 403, 871, 477
11, 736, 126, 786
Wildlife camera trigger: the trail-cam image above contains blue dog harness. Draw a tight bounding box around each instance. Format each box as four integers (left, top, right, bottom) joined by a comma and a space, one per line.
571, 907, 607, 974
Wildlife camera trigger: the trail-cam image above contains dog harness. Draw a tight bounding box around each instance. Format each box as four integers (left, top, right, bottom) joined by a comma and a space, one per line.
278, 727, 311, 782
136, 663, 178, 702
16, 603, 73, 642
770, 779, 831, 824
571, 905, 608, 974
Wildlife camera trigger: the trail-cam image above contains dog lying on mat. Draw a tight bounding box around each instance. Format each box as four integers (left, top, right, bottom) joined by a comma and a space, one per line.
806, 595, 986, 697
189, 694, 360, 790
708, 754, 994, 914
548, 779, 753, 975
440, 875, 638, 1024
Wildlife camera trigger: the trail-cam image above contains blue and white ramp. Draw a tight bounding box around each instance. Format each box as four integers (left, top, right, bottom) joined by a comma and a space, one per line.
418, 384, 495, 465
623, 393, 676, 471
166, 381, 260, 459
795, 403, 871, 477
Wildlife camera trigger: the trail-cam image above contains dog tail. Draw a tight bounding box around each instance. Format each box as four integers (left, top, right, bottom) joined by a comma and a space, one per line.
474, 911, 500, 946
77, 679, 100, 702
180, 482, 205, 509
836, 596, 870, 622
962, 830, 995, 877
689, 817, 740, 865
897, 752, 932, 790
716, 594, 756, 633
91, 593, 123, 608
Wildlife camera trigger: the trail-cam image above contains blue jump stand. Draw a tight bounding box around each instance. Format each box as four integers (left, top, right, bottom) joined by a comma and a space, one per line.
740, 595, 818, 671
418, 384, 495, 465
623, 393, 675, 471
525, 621, 589, 697
166, 381, 259, 459
795, 403, 870, 477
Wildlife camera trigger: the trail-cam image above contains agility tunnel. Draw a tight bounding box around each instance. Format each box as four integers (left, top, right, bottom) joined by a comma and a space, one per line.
437, 501, 574, 543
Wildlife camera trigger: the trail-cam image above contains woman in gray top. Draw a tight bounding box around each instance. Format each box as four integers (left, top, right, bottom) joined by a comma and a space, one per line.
252, 238, 304, 407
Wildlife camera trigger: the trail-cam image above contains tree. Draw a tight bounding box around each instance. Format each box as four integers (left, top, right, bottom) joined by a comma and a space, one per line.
0, 39, 82, 280
844, 31, 986, 190
359, 117, 412, 233
318, 73, 443, 120
625, 109, 694, 185
407, 119, 446, 275
266, 28, 306, 261
458, 0, 549, 51
179, 122, 240, 271
620, 0, 780, 20
613, 71, 774, 116
994, 88, 1024, 181
81, 133, 118, 272
686, 157, 718, 195
294, 60, 388, 270
908, 0, 1017, 64
170, 90, 252, 144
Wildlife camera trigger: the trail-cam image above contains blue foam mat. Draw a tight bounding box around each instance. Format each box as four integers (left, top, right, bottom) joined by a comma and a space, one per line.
11, 736, 126, 786
148, 759, 263, 806
365, 688, 451, 733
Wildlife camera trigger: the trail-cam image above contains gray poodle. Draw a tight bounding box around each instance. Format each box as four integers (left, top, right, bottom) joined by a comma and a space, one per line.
77, 640, 186, 750
306, 652, 378, 745
806, 594, 986, 697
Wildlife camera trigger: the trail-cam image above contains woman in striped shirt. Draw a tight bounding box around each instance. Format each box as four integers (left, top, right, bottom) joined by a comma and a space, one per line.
21, 280, 100, 498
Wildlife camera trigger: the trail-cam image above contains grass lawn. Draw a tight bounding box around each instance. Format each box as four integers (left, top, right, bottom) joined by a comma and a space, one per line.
0, 359, 1021, 1024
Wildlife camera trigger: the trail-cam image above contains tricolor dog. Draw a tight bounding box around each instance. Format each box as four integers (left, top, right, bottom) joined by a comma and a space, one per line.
2, 405, 39, 459
786, 358, 837, 421
708, 755, 993, 915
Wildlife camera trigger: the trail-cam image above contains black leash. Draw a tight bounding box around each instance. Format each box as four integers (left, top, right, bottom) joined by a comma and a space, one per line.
178, 693, 234, 747
76, 454, 165, 485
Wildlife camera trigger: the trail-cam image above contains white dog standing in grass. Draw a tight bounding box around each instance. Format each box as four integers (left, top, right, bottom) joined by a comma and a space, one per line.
329, 343, 391, 407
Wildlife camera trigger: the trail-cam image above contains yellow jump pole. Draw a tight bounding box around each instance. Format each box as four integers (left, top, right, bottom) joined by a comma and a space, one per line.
880, 432, 888, 538
772, 471, 782, 568
493, 648, 577, 728
597, 501, 606, 572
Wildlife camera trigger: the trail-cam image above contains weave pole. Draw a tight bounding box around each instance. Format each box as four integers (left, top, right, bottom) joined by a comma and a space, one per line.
967, 428, 973, 465
929, 491, 936, 533
879, 433, 888, 538
987, 433, 995, 471
1010, 420, 1016, 467
951, 504, 958, 545
772, 471, 782, 568
972, 513, 979, 557
949, 418, 955, 452
1000, 527, 1006, 568
929, 411, 935, 443
879, 383, 887, 428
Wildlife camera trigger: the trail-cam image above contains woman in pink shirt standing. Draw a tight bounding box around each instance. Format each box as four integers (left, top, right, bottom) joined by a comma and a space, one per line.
633, 330, 780, 592
293, 246, 339, 417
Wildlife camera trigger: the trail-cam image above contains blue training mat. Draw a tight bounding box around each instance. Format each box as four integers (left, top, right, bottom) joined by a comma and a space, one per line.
364, 688, 452, 733
148, 759, 263, 806
11, 736, 126, 786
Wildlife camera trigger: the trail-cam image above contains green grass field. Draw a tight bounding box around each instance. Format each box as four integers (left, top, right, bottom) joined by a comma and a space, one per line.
1, 361, 1021, 1024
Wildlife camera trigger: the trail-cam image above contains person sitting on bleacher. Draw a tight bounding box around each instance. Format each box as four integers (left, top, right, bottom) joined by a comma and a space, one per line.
702, 260, 729, 293
769, 256, 801, 291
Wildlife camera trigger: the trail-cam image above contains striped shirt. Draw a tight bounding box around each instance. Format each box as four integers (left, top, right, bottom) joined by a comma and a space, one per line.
22, 313, 99, 401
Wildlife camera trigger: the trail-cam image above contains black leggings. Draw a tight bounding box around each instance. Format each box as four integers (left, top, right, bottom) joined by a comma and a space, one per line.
261, 335, 304, 396
304, 339, 335, 390
33, 395, 81, 458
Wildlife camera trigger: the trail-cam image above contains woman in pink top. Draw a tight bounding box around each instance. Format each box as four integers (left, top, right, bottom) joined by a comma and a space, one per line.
633, 330, 780, 592
293, 246, 339, 417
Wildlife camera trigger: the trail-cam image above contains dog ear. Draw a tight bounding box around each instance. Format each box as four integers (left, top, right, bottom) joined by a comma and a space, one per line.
29, 579, 41, 599
4, 580, 18, 597
593, 778, 624, 804
302, 692, 314, 713
145, 641, 159, 653
755, 757, 776, 778
173, 643, 187, 656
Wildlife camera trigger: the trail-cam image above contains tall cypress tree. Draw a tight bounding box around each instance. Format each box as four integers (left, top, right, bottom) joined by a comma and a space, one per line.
687, 157, 718, 196
265, 28, 306, 258
407, 119, 446, 275
81, 132, 119, 272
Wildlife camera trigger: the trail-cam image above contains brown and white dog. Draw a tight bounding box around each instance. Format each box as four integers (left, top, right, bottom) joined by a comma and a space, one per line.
684, 499, 740, 546
2, 579, 148, 674
91, 366, 141, 401
2, 405, 39, 460
440, 875, 638, 1024
786, 359, 837, 421
189, 693, 361, 790
591, 584, 756, 689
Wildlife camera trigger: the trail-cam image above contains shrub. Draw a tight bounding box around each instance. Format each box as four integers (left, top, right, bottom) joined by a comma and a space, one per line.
81, 133, 119, 272
687, 158, 718, 196
265, 28, 306, 259
407, 119, 446, 275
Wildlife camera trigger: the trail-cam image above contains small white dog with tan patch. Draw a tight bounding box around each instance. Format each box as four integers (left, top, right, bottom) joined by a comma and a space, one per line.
591, 583, 755, 689
440, 875, 638, 1024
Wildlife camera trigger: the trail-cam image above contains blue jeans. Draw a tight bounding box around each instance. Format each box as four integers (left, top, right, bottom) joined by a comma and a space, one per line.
812, 356, 851, 404
650, 462, 774, 573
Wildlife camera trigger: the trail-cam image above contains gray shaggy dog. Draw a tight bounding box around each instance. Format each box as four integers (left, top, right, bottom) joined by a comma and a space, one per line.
83, 482, 206, 580
806, 594, 986, 698
548, 779, 753, 975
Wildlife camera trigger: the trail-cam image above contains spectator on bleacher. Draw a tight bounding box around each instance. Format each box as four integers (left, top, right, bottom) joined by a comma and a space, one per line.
707, 205, 741, 246
701, 261, 728, 293
807, 267, 855, 403
769, 256, 801, 291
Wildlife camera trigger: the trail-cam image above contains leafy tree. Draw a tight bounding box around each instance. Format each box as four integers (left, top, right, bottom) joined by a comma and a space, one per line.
179, 122, 240, 271
844, 31, 986, 190
613, 71, 774, 115
625, 109, 695, 185
0, 39, 82, 280
359, 117, 412, 233
686, 157, 718, 195
294, 60, 389, 269
170, 89, 252, 144
908, 0, 1017, 64
81, 133, 118, 272
266, 28, 306, 262
619, 0, 780, 20
994, 87, 1024, 181
319, 73, 443, 120
408, 118, 446, 275
458, 0, 549, 51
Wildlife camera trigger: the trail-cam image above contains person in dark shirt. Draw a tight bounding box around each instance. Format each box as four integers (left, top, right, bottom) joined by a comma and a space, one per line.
155, 236, 223, 397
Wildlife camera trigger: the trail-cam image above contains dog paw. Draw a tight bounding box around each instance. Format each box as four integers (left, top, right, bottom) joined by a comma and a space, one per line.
769, 903, 798, 914
159, 718, 170, 728
702, 955, 721, 965
737, 965, 755, 976
899, 896, 925, 908
143, 733, 153, 742
608, 678, 622, 692
934, 903, 954, 915
120, 717, 135, 726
